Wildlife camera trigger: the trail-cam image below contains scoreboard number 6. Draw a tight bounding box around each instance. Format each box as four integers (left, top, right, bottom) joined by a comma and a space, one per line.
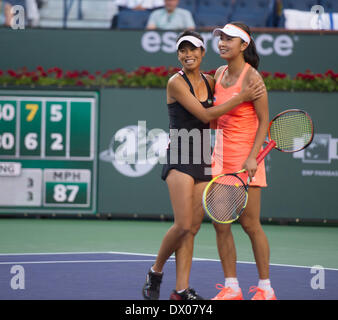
53, 184, 79, 203
24, 133, 38, 150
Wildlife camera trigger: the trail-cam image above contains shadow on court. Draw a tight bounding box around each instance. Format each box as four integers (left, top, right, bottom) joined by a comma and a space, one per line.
0, 252, 336, 300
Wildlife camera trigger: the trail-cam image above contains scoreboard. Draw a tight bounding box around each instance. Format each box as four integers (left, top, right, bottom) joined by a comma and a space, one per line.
0, 91, 98, 215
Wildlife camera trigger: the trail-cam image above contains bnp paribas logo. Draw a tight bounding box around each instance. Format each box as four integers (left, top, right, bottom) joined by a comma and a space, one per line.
293, 134, 338, 164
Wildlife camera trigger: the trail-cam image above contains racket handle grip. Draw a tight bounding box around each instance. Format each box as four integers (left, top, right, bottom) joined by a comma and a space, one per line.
256, 140, 276, 164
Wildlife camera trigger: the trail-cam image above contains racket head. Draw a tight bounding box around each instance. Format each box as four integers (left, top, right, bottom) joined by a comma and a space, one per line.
202, 172, 249, 224
268, 109, 314, 152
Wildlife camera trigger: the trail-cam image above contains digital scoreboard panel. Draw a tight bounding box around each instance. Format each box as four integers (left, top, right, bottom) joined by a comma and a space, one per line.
0, 91, 98, 215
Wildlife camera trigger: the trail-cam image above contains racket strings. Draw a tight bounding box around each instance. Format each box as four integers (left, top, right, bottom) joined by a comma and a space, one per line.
270, 111, 313, 152
205, 175, 247, 222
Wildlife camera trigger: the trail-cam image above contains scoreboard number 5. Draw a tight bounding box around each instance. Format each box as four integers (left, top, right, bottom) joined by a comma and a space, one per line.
50, 104, 63, 122
53, 184, 79, 203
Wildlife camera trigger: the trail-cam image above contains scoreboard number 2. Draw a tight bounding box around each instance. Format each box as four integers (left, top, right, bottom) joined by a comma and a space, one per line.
51, 133, 63, 151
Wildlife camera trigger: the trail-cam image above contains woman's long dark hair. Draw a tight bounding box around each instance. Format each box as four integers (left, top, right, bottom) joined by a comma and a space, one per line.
231, 21, 260, 70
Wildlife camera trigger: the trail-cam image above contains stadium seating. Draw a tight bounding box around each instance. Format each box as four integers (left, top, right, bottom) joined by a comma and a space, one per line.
116, 9, 151, 29
194, 12, 229, 28
281, 0, 338, 30
196, 0, 233, 15
282, 0, 321, 11
230, 0, 274, 27
39, 0, 117, 28
21, 0, 338, 30
193, 0, 233, 28
320, 0, 338, 12
178, 0, 197, 12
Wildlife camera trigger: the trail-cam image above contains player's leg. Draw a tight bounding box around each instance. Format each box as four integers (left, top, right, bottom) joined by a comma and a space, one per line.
212, 222, 243, 300
174, 180, 207, 292
143, 169, 195, 300
239, 187, 276, 299
152, 169, 195, 273
238, 187, 270, 279
213, 222, 237, 278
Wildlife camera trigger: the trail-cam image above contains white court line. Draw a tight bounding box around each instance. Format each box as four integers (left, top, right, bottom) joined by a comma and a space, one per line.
0, 251, 337, 271
0, 251, 113, 256
111, 251, 338, 271
0, 259, 164, 265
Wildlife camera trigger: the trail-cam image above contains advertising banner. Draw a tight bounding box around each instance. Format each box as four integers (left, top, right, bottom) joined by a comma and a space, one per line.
1, 29, 337, 76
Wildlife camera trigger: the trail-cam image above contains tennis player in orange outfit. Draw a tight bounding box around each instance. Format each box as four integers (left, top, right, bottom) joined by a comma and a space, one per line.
211, 22, 277, 300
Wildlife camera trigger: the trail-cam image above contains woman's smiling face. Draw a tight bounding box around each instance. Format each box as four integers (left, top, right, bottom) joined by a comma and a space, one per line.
218, 33, 247, 60
177, 42, 205, 70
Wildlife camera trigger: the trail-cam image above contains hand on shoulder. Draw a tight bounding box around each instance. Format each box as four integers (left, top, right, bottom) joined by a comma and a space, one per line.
245, 66, 266, 90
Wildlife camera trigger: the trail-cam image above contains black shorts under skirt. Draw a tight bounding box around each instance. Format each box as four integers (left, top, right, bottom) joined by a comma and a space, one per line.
161, 147, 212, 182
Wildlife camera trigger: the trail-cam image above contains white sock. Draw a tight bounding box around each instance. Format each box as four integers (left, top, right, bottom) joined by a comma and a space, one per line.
150, 267, 162, 274
177, 288, 186, 294
225, 278, 240, 291
258, 279, 272, 291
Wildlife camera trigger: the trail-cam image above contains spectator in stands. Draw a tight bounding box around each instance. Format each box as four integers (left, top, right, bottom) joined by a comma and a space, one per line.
112, 0, 164, 28
26, 0, 40, 27
146, 0, 195, 30
116, 0, 164, 11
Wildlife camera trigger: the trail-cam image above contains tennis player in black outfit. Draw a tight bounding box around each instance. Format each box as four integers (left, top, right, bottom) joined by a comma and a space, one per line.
142, 30, 264, 300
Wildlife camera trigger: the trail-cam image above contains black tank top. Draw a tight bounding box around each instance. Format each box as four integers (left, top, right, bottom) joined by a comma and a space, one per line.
167, 70, 213, 132
163, 70, 213, 179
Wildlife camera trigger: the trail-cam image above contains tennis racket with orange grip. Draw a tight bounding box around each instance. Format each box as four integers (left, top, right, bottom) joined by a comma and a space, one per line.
202, 109, 314, 224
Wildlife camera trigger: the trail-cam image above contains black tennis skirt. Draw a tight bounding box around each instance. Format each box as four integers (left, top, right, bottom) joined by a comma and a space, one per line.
161, 146, 212, 182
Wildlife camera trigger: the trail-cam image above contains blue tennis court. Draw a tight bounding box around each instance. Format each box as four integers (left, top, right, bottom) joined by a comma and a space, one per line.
1, 251, 337, 300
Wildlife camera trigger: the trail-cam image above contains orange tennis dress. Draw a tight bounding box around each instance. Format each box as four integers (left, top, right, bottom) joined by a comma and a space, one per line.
212, 63, 267, 187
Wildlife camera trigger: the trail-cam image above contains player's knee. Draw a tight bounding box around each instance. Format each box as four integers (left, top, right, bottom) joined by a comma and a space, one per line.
190, 223, 201, 236
241, 220, 261, 236
173, 224, 191, 238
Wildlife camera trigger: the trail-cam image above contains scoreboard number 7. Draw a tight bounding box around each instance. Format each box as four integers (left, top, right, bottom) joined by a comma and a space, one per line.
25, 104, 39, 122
